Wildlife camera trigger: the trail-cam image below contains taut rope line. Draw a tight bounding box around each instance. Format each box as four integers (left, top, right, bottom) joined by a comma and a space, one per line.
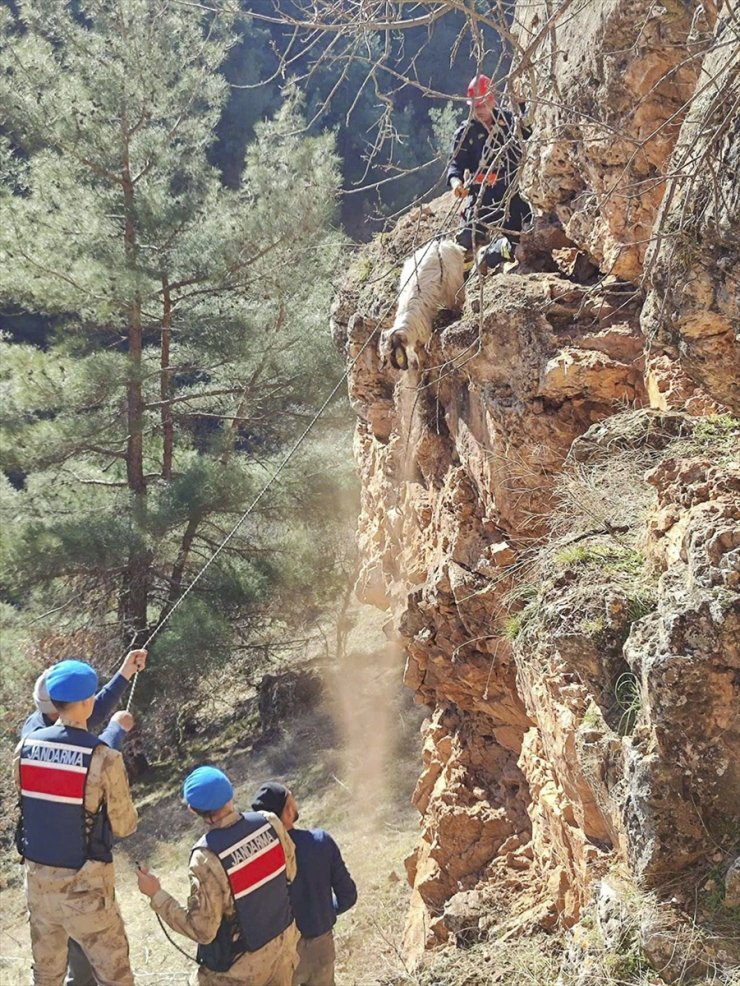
125, 366, 351, 711
125, 200, 462, 712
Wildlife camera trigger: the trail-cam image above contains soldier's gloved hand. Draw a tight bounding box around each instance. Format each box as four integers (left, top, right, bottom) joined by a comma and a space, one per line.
112, 710, 135, 732
137, 865, 161, 898
450, 179, 467, 199
121, 648, 148, 680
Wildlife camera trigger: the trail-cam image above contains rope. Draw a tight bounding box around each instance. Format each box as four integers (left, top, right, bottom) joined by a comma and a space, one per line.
156, 913, 198, 965
126, 361, 354, 710
125, 197, 462, 711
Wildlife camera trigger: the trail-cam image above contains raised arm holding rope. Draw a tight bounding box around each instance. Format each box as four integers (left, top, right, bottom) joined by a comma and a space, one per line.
18, 649, 145, 986
24, 649, 147, 743
15, 660, 139, 986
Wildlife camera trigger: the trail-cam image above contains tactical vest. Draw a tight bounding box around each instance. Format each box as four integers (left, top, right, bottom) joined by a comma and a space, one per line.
195, 812, 293, 967
18, 724, 113, 870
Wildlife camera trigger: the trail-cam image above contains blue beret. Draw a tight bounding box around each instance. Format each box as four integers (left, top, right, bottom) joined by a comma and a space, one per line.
183, 767, 233, 812
46, 660, 98, 702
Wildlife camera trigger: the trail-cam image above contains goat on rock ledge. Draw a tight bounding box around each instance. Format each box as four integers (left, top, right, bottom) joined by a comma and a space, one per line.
379, 238, 466, 371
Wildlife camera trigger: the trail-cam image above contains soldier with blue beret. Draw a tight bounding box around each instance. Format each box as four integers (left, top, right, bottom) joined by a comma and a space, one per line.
19, 649, 146, 986
137, 765, 299, 985
14, 659, 139, 986
24, 648, 147, 747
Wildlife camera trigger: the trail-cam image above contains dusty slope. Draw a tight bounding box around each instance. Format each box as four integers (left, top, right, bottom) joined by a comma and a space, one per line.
0, 607, 424, 986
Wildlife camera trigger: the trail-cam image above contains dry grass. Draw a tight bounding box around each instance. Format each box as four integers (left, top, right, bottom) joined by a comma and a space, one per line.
403, 934, 563, 986
0, 604, 425, 985
500, 410, 739, 648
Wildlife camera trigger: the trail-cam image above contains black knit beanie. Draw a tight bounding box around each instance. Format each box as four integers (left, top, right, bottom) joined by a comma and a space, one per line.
251, 781, 289, 816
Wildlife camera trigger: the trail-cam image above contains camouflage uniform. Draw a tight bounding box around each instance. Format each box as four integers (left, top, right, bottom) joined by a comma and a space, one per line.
151, 810, 299, 986
14, 725, 138, 986
293, 931, 336, 986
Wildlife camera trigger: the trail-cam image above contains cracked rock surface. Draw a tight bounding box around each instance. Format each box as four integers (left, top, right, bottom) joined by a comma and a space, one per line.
332, 0, 740, 972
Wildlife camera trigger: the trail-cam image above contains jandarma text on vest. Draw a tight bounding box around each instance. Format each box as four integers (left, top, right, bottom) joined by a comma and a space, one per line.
22, 742, 88, 767
224, 826, 277, 865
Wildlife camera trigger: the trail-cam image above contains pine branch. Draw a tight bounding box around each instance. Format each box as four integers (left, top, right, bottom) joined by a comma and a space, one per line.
144, 387, 246, 409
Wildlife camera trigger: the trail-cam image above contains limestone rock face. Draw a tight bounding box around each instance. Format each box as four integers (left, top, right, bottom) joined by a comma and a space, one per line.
404, 706, 532, 952
334, 0, 740, 973
641, 11, 740, 412
515, 0, 714, 282
624, 454, 740, 880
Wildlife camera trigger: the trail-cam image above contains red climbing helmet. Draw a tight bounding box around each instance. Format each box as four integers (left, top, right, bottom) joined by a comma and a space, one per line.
466, 74, 495, 107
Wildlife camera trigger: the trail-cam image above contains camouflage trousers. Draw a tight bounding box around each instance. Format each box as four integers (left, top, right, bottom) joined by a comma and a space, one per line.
293, 931, 335, 986
25, 861, 133, 986
195, 922, 299, 986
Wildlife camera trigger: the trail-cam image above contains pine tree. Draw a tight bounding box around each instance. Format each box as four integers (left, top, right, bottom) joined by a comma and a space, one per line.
0, 0, 350, 696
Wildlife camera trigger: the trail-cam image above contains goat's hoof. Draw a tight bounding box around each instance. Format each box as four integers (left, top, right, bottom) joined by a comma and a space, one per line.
390, 345, 408, 371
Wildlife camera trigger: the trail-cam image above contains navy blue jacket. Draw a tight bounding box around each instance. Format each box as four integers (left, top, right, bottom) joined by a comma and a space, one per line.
21, 671, 128, 750
289, 828, 357, 939
447, 112, 524, 197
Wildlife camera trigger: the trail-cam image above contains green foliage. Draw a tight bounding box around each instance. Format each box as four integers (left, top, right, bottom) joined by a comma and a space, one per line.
430, 102, 460, 159
581, 702, 603, 729
691, 413, 738, 439
0, 0, 356, 718
615, 672, 641, 736
602, 946, 652, 979
671, 413, 740, 465
141, 595, 234, 692
702, 866, 729, 914
555, 542, 658, 636
581, 616, 606, 637
696, 863, 740, 946
0, 603, 35, 721
555, 543, 645, 576
503, 582, 540, 641
625, 589, 657, 624
503, 613, 524, 640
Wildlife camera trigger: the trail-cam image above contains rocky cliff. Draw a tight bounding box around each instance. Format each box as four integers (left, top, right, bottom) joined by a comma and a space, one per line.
332, 1, 739, 981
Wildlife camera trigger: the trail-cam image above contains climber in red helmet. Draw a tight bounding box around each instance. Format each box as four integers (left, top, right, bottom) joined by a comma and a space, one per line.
448, 74, 531, 271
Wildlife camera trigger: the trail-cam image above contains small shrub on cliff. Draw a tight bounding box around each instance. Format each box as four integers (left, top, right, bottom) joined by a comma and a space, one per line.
602, 946, 652, 980
554, 542, 659, 635
625, 589, 657, 625
502, 582, 540, 641
581, 701, 604, 729
555, 543, 645, 576
581, 615, 607, 637
674, 414, 739, 464
614, 672, 641, 736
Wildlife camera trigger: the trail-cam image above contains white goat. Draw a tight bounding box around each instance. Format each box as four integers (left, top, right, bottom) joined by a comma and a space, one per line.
380, 238, 466, 370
